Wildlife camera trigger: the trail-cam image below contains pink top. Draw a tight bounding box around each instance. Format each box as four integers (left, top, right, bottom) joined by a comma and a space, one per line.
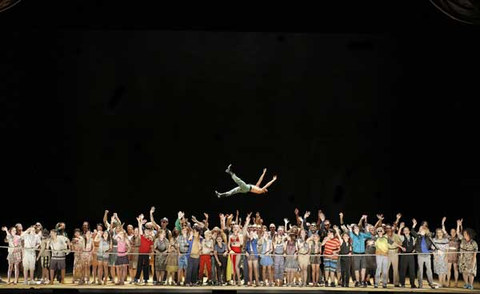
117, 238, 127, 257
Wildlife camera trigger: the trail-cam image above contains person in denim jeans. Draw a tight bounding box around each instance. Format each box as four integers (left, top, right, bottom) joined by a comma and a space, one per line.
176, 227, 190, 285
411, 219, 438, 289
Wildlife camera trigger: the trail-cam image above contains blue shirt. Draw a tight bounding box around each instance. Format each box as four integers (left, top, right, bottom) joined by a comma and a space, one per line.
420, 237, 429, 253
246, 238, 259, 258
349, 231, 372, 253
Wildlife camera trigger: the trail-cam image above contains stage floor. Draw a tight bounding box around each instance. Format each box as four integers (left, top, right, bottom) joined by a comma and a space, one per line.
0, 278, 479, 294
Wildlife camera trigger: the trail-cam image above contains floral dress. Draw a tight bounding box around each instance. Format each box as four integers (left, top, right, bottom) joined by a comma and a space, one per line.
284, 240, 299, 272
80, 238, 93, 265
71, 237, 84, 280
447, 237, 460, 264
433, 237, 449, 275
6, 234, 22, 264
154, 238, 169, 271
166, 237, 179, 273
459, 239, 478, 276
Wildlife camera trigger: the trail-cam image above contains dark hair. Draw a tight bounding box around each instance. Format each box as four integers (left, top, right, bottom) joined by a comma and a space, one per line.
74, 228, 81, 234
171, 228, 179, 240
96, 223, 104, 230
464, 228, 476, 240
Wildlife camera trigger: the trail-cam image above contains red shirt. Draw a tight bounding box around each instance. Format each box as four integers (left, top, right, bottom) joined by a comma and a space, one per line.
139, 235, 154, 253
324, 238, 341, 260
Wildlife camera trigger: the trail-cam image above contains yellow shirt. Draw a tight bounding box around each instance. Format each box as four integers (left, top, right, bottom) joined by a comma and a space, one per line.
375, 237, 389, 256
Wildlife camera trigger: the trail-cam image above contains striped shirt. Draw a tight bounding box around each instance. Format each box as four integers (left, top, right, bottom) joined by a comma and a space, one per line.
324, 238, 341, 260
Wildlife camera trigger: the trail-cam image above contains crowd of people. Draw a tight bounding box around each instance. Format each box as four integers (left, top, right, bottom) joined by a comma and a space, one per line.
1, 208, 478, 290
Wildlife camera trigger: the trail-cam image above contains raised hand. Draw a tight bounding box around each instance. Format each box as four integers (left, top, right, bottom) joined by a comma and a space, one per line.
339, 212, 344, 218
219, 213, 225, 219
399, 222, 405, 229
1, 227, 7, 232
304, 211, 311, 219
294, 208, 299, 215
236, 210, 239, 216
263, 168, 267, 174
191, 216, 198, 222
442, 217, 446, 224
105, 209, 109, 214
273, 175, 277, 181
204, 213, 209, 219
178, 211, 184, 219
412, 219, 417, 226
284, 218, 290, 224
150, 206, 155, 214
319, 211, 326, 221
247, 212, 253, 218
396, 213, 402, 220
139, 214, 144, 220
377, 214, 384, 220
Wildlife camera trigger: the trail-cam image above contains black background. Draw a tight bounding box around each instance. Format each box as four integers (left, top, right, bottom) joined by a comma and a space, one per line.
1, 2, 479, 265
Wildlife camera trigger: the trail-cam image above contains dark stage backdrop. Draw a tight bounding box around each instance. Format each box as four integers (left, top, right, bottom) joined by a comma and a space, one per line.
1, 30, 479, 266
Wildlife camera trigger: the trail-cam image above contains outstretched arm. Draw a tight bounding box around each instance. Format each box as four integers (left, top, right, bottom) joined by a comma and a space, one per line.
255, 168, 267, 187
219, 214, 226, 231
358, 215, 366, 229
203, 213, 209, 230
456, 219, 463, 240
150, 207, 160, 230
375, 214, 384, 229
242, 213, 252, 236
103, 210, 110, 230
175, 211, 184, 232
137, 215, 144, 236
261, 175, 277, 191
1, 227, 10, 238
398, 222, 405, 237
441, 217, 449, 238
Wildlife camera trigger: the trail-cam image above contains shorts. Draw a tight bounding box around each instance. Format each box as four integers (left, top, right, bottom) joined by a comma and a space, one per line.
247, 254, 258, 262
108, 253, 117, 266
50, 258, 66, 271
352, 254, 366, 271
22, 251, 36, 270
115, 255, 129, 266
97, 254, 109, 262
298, 254, 310, 268
260, 255, 273, 267
310, 255, 321, 265
41, 256, 50, 269
324, 258, 337, 272
178, 254, 188, 269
